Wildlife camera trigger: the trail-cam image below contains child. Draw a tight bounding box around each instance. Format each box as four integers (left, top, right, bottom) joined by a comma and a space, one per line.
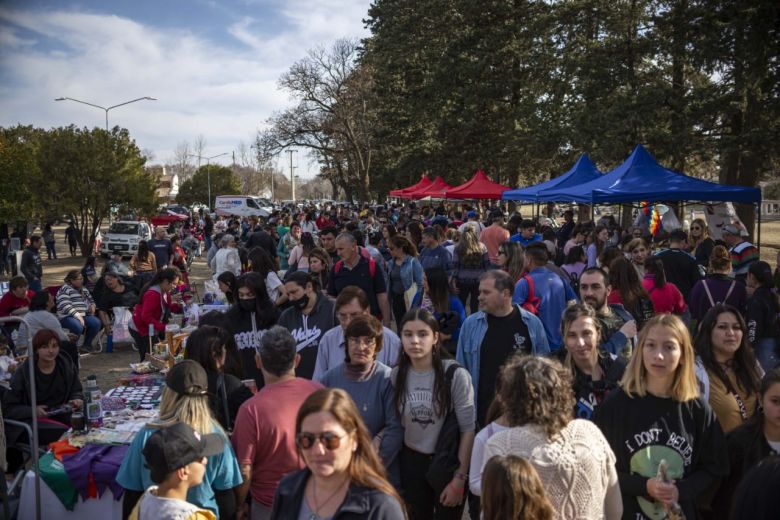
129, 422, 223, 520
481, 455, 555, 520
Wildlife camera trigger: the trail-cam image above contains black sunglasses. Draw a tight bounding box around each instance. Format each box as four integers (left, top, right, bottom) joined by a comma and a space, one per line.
296, 431, 348, 450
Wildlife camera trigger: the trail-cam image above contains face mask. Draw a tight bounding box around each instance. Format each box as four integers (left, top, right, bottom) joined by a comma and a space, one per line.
239, 298, 256, 311
291, 294, 309, 310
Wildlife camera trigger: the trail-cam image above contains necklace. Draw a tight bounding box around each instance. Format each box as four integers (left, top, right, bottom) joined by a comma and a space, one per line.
308, 476, 347, 520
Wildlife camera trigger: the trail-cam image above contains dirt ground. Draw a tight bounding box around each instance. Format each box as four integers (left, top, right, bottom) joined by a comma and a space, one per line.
4, 221, 779, 391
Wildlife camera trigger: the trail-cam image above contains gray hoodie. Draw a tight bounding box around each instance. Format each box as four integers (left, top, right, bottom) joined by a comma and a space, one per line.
277, 293, 337, 380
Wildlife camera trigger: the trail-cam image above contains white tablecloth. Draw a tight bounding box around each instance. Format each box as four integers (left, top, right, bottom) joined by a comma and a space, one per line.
19, 469, 122, 519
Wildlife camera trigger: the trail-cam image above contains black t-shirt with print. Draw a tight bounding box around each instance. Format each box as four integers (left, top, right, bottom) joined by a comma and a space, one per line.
477, 307, 531, 426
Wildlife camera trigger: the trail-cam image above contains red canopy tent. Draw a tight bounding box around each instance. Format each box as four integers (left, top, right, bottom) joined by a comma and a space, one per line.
389, 175, 432, 197
404, 176, 453, 200
444, 169, 511, 199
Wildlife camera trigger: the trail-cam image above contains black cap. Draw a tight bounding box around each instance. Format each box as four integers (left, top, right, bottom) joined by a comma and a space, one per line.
143, 422, 223, 483
166, 359, 208, 396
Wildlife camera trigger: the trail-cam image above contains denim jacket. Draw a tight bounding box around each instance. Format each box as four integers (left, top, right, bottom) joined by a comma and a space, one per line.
456, 304, 550, 400
389, 255, 423, 303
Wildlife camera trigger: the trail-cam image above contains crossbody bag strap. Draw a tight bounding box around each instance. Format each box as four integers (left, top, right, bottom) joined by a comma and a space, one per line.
724, 281, 736, 302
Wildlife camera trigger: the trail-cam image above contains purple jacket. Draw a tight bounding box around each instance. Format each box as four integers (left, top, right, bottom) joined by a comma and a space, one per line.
689, 274, 747, 322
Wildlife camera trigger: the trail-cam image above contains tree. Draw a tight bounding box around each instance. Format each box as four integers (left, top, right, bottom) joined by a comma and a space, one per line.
177, 165, 242, 207
35, 125, 157, 255
0, 125, 43, 222
258, 39, 377, 201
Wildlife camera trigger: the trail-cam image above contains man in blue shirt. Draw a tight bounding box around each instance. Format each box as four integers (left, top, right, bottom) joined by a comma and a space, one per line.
509, 219, 543, 247
512, 243, 577, 350
418, 226, 452, 276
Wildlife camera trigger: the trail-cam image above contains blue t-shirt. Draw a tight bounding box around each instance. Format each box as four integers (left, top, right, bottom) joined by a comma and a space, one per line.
512, 267, 577, 350
116, 423, 242, 517
509, 232, 543, 247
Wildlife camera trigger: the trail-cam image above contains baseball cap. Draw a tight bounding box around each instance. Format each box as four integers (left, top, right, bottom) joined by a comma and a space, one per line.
721, 224, 740, 236
467, 210, 477, 219
166, 360, 208, 396
143, 422, 223, 483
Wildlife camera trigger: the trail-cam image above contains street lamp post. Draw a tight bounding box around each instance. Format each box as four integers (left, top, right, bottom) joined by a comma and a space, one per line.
188, 153, 229, 209
54, 96, 157, 132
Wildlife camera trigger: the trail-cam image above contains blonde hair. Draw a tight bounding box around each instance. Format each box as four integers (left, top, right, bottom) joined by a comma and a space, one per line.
147, 386, 223, 435
689, 218, 710, 249
620, 314, 700, 401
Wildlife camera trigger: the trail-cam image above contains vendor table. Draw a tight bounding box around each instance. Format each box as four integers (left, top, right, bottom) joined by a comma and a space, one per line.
17, 379, 162, 518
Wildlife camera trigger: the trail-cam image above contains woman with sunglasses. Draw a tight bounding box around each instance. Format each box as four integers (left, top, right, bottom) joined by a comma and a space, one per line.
320, 315, 403, 485
393, 308, 475, 520
689, 218, 715, 267
496, 241, 525, 284
594, 314, 729, 520
271, 388, 405, 519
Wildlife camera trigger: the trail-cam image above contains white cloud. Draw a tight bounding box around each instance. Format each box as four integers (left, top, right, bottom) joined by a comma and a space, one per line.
0, 2, 371, 178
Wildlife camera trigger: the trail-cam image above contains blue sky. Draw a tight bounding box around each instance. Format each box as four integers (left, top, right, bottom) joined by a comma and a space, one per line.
0, 0, 372, 177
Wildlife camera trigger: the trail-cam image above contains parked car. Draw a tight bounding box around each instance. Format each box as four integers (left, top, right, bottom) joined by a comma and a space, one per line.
100, 220, 152, 258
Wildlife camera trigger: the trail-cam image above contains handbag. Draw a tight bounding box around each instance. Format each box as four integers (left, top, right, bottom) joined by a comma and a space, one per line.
425, 363, 462, 495
403, 282, 418, 309
112, 306, 132, 342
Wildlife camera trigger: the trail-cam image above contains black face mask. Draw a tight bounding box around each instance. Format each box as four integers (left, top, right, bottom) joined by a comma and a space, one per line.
239, 298, 256, 311
291, 294, 309, 311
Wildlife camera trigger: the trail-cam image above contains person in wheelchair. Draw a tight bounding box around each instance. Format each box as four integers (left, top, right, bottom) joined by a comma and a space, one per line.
2, 329, 83, 472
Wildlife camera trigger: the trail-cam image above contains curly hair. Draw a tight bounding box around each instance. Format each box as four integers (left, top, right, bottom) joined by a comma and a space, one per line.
499, 355, 575, 438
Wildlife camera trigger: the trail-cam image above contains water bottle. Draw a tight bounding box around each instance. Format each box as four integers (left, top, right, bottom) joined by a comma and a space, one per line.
106, 332, 113, 353
85, 375, 103, 428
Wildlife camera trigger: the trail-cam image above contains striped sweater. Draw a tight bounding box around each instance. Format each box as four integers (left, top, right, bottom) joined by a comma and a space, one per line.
56, 284, 95, 318
730, 241, 759, 278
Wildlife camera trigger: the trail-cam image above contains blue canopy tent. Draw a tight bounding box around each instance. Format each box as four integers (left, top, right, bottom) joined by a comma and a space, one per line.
502, 154, 602, 202
538, 144, 761, 204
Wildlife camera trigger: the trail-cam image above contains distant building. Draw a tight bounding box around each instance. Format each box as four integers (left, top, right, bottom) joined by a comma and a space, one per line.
148, 165, 179, 204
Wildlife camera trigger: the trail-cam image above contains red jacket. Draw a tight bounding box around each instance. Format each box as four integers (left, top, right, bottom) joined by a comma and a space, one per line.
0, 290, 35, 317
131, 286, 171, 337
642, 276, 687, 315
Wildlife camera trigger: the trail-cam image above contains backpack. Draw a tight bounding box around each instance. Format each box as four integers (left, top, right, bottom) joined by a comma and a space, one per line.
567, 270, 581, 297
520, 274, 541, 315
334, 250, 377, 278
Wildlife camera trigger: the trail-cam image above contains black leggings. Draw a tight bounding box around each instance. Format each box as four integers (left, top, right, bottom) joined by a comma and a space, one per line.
400, 445, 465, 520
456, 279, 480, 315
392, 294, 407, 329
129, 328, 164, 362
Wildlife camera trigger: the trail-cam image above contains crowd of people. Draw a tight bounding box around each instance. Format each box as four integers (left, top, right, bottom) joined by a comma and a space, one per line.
2, 201, 780, 520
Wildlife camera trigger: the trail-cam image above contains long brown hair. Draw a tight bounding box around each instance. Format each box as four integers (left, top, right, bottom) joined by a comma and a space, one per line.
609, 256, 650, 316
481, 455, 555, 520
296, 389, 404, 513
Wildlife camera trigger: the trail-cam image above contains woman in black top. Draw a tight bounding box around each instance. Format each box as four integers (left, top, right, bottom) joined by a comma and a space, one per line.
746, 261, 780, 372
689, 218, 716, 267
559, 303, 626, 420
715, 369, 780, 517
270, 388, 405, 519
184, 325, 252, 431
225, 272, 279, 389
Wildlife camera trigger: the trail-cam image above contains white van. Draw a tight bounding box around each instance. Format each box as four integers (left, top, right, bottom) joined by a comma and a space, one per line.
214, 195, 271, 218
100, 221, 153, 257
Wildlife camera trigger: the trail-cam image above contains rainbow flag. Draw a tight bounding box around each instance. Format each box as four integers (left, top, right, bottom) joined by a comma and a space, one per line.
641, 201, 662, 236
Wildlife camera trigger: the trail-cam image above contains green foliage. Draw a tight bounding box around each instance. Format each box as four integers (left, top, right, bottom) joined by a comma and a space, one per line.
33, 125, 156, 254
0, 124, 154, 254
764, 182, 780, 201
0, 125, 43, 221
177, 165, 242, 207
361, 0, 779, 229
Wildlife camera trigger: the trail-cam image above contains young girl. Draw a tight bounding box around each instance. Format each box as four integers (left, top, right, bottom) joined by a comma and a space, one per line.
307, 247, 331, 294
393, 308, 475, 520
481, 455, 555, 520
594, 314, 729, 520
587, 225, 609, 267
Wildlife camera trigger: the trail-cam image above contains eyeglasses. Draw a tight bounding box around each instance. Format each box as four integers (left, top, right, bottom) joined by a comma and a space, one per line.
296, 431, 348, 450
691, 226, 701, 230
337, 312, 362, 322
347, 336, 376, 348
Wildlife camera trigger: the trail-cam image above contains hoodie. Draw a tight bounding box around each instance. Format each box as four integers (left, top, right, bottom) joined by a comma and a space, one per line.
277, 294, 336, 379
